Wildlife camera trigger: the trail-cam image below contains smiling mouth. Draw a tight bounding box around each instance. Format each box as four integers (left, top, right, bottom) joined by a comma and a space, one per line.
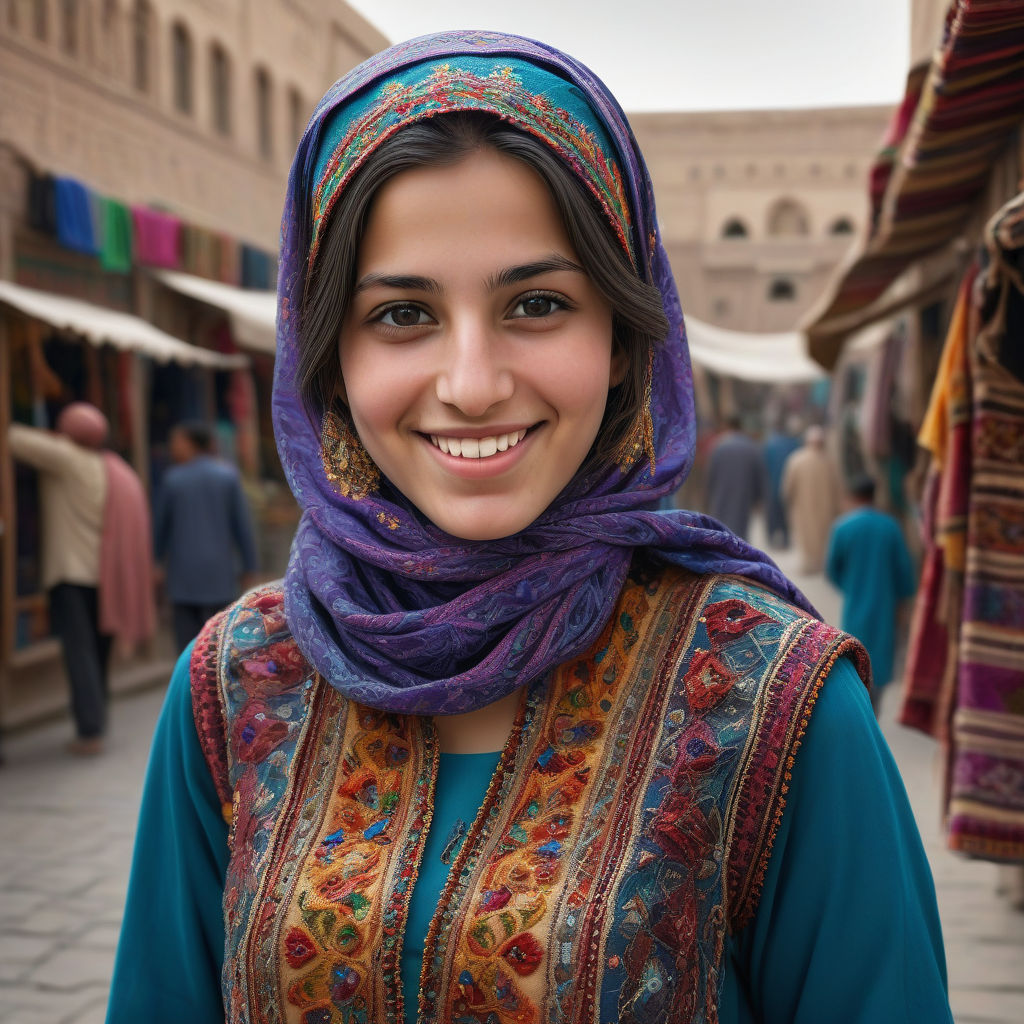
427, 429, 529, 459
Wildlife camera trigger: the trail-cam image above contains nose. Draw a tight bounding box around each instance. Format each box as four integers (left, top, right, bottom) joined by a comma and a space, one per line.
434, 318, 514, 417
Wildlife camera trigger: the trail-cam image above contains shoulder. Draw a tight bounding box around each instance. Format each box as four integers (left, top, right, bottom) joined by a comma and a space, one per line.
189, 583, 312, 794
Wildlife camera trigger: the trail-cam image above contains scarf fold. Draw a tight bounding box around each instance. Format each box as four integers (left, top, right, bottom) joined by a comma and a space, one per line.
274, 31, 811, 715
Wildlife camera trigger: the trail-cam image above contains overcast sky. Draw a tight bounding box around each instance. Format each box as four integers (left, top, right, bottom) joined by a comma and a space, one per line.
345, 0, 910, 112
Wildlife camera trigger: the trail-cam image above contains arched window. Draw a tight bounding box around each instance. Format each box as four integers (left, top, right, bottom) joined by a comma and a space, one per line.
60, 0, 78, 55
288, 86, 307, 145
767, 198, 809, 237
829, 216, 855, 236
210, 43, 231, 135
132, 1, 150, 92
721, 218, 749, 240
768, 278, 796, 301
33, 0, 47, 40
255, 66, 272, 159
171, 21, 193, 114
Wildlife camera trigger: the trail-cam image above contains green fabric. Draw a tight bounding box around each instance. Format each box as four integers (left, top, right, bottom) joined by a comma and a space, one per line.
99, 197, 133, 273
107, 654, 951, 1023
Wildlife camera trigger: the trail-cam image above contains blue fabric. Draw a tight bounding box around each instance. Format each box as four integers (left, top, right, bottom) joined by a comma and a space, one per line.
400, 750, 502, 1019
55, 176, 99, 255
107, 655, 951, 1022
153, 456, 258, 605
826, 506, 916, 686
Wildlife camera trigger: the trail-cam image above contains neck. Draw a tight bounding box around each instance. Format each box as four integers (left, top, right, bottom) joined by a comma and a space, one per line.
432, 689, 521, 754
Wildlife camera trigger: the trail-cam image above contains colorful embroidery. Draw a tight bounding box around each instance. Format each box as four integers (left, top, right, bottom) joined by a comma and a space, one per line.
310, 62, 634, 271
192, 565, 867, 1023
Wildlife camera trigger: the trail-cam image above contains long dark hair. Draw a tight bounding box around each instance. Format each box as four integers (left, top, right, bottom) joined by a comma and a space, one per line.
300, 112, 668, 471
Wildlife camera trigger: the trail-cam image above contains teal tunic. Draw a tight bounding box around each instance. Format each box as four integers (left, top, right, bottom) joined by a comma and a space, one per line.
107, 650, 952, 1023
826, 506, 916, 687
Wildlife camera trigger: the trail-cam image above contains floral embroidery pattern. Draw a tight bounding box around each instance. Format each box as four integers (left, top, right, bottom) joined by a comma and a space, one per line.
192, 567, 868, 1023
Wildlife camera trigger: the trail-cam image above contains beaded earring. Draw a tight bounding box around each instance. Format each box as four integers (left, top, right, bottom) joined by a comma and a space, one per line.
615, 347, 656, 474
320, 405, 380, 500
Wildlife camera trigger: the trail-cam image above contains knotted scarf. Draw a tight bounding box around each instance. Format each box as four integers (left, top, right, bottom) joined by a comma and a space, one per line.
274, 30, 811, 714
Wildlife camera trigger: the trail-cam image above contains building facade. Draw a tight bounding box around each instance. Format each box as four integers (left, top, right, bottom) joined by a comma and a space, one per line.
631, 105, 892, 333
0, 0, 388, 731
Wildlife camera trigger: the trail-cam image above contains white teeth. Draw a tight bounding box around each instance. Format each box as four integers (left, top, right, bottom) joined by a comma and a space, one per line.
429, 429, 528, 458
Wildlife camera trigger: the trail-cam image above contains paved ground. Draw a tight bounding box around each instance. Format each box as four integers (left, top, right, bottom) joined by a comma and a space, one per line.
1, 539, 1022, 1022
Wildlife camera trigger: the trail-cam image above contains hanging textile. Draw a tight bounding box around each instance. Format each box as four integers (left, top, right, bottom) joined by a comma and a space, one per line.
131, 206, 182, 268
99, 197, 134, 273
240, 244, 272, 289
947, 194, 1024, 862
901, 268, 975, 740
55, 176, 99, 255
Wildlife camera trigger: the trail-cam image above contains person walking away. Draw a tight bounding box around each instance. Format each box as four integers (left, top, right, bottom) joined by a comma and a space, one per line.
761, 415, 801, 547
705, 415, 764, 540
781, 425, 840, 573
8, 403, 155, 754
154, 421, 259, 653
827, 475, 916, 716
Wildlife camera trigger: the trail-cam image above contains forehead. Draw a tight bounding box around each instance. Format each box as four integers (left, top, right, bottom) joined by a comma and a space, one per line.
356, 148, 575, 272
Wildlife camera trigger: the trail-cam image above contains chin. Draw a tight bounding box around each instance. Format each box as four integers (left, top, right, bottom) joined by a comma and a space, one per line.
428, 504, 540, 543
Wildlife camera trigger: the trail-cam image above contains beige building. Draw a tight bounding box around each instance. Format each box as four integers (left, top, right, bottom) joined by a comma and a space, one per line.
0, 1, 388, 730
631, 105, 892, 333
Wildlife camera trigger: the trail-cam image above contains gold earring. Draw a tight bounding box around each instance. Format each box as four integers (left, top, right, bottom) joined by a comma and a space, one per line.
320, 406, 379, 500
615, 348, 656, 474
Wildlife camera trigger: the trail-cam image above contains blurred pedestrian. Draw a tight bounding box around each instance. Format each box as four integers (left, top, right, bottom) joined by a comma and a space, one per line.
782, 425, 840, 573
827, 475, 916, 715
8, 402, 155, 754
761, 415, 801, 547
154, 421, 258, 653
705, 415, 764, 539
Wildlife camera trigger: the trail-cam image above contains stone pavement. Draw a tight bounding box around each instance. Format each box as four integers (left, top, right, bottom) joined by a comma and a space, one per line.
1, 544, 1023, 1022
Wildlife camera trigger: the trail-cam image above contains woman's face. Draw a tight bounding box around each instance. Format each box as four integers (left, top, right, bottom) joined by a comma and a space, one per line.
339, 146, 623, 541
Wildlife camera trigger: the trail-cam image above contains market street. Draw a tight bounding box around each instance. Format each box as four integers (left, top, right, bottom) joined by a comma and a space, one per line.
1, 537, 1023, 1023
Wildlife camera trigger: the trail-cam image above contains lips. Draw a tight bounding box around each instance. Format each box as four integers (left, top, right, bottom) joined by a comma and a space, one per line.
428, 429, 528, 459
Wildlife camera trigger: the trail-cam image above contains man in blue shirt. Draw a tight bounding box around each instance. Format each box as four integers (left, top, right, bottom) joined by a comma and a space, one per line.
826, 475, 916, 715
155, 422, 259, 652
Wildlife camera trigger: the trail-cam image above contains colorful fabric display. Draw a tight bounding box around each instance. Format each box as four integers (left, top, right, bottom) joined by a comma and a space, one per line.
55, 176, 99, 255
131, 206, 182, 268
99, 197, 134, 273
240, 245, 272, 289
27, 170, 57, 235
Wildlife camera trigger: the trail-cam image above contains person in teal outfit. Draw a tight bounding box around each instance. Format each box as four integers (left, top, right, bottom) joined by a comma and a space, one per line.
107, 31, 952, 1023
826, 475, 917, 714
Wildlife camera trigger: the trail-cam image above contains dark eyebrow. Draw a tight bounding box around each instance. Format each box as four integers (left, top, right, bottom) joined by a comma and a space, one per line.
353, 273, 441, 295
486, 255, 586, 291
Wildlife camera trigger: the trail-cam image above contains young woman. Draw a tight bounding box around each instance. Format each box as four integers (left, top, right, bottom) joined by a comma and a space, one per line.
108, 31, 953, 1024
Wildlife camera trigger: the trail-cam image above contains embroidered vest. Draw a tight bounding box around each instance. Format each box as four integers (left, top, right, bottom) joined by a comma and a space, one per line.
191, 560, 867, 1024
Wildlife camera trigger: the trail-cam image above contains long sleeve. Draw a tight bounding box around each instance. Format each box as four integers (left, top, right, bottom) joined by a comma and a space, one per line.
7, 423, 77, 474
106, 643, 229, 1023
725, 657, 952, 1023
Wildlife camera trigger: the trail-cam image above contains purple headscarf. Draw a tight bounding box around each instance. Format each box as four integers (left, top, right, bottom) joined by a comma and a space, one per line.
273, 30, 810, 715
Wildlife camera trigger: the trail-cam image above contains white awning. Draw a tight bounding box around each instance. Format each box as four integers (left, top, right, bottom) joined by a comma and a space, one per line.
0, 280, 249, 370
152, 270, 277, 355
685, 316, 826, 383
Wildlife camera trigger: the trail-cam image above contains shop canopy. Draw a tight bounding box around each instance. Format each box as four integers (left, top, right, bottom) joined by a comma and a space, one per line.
804, 0, 1024, 368
0, 280, 249, 370
685, 316, 825, 383
152, 270, 277, 355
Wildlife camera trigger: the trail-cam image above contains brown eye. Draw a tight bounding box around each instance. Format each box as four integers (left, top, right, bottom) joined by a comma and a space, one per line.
510, 293, 566, 319
380, 304, 428, 327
